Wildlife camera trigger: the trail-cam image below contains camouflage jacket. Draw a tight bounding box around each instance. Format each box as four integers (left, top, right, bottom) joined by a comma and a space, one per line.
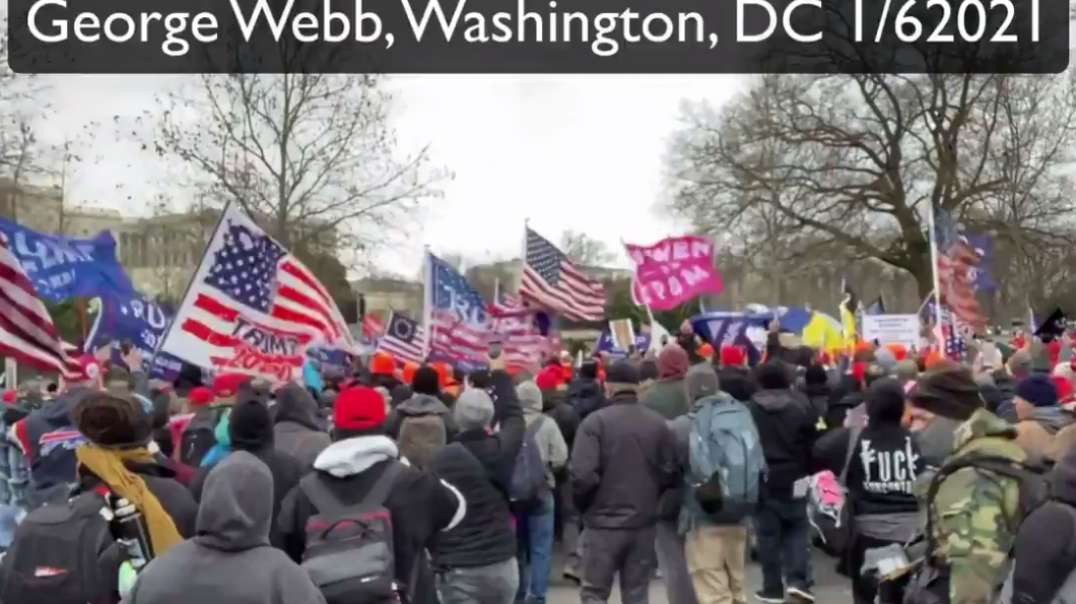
928, 409, 1026, 604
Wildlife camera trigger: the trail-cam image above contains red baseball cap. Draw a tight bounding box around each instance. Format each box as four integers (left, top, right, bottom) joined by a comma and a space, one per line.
334, 387, 387, 432
212, 374, 249, 404
188, 387, 215, 408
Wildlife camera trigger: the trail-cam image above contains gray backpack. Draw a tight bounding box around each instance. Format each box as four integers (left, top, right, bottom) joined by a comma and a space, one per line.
688, 393, 765, 520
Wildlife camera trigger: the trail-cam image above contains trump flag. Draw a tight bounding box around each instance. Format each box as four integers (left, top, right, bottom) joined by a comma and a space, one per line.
625, 236, 724, 311
157, 206, 356, 383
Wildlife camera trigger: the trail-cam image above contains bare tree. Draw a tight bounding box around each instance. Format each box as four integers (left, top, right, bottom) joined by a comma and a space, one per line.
153, 74, 446, 259
560, 230, 617, 266
0, 19, 49, 223
666, 74, 1076, 298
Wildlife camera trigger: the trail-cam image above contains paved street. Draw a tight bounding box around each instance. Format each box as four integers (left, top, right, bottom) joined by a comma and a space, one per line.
548, 547, 853, 604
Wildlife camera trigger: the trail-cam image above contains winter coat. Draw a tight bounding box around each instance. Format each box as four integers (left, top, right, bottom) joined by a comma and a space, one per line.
567, 377, 605, 419
802, 383, 830, 425
273, 385, 331, 469
519, 384, 568, 489
813, 424, 924, 516
126, 451, 326, 604
1010, 447, 1076, 604
543, 389, 580, 456
80, 456, 199, 540
12, 387, 95, 506
747, 388, 819, 499
278, 436, 464, 604
429, 371, 524, 570
190, 445, 304, 550
914, 416, 961, 469
642, 379, 690, 421
569, 391, 678, 529
386, 394, 458, 469
1014, 406, 1076, 463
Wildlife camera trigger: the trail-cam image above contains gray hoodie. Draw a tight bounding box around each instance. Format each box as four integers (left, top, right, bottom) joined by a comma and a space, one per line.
124, 451, 326, 604
273, 384, 331, 469
517, 381, 569, 489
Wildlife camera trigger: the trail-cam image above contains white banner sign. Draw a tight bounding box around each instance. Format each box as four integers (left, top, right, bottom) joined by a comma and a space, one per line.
862, 314, 920, 349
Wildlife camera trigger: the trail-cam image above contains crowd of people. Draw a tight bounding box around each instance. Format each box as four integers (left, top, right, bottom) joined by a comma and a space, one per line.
0, 321, 1073, 604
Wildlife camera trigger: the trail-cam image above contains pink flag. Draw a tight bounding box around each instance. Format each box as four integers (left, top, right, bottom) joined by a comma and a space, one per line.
625, 235, 724, 311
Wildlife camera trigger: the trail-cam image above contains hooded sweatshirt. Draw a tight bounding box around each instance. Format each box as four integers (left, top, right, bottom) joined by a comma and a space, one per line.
517, 381, 568, 489
278, 436, 465, 604
273, 384, 331, 469
1010, 447, 1076, 604
386, 394, 458, 469
125, 451, 326, 604
642, 347, 691, 420
747, 387, 819, 498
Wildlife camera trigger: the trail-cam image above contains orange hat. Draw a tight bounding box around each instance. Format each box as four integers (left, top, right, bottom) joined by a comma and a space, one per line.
434, 362, 455, 388
924, 350, 947, 370
371, 352, 396, 377
886, 343, 909, 362
698, 343, 715, 360
402, 362, 419, 385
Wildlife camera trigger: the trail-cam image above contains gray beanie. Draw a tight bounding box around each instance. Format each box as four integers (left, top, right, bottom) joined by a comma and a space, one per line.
454, 389, 495, 431
685, 364, 720, 401
874, 347, 897, 374
515, 381, 543, 413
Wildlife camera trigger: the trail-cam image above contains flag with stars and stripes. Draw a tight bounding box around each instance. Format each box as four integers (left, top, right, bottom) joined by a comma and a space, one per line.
489, 290, 556, 374
376, 312, 425, 365
157, 205, 357, 383
427, 253, 491, 371
520, 228, 606, 322
933, 208, 987, 334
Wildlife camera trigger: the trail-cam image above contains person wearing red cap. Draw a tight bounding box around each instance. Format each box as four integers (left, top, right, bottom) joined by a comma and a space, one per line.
279, 386, 465, 604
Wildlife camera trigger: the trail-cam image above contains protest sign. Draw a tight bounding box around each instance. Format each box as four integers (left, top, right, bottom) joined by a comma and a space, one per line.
609, 319, 636, 351
626, 236, 724, 311
862, 314, 921, 349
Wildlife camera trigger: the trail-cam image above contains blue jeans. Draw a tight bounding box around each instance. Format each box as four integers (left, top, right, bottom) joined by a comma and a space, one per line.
754, 496, 809, 595
516, 490, 556, 604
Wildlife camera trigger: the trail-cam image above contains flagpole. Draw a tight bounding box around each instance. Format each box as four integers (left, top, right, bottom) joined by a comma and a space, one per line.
927, 202, 945, 347
421, 248, 433, 362
916, 289, 936, 316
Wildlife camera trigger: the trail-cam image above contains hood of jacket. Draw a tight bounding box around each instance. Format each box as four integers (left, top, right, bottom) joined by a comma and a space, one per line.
313, 435, 398, 478
517, 381, 544, 415
273, 384, 322, 431
751, 388, 800, 412
1026, 406, 1075, 435
953, 408, 1021, 451
194, 450, 272, 552
397, 393, 450, 418
569, 378, 600, 398
1051, 447, 1076, 504
42, 386, 94, 426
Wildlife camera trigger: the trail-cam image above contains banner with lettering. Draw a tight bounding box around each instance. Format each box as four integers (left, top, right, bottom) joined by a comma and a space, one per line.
0, 218, 135, 302
87, 292, 185, 380
625, 235, 724, 311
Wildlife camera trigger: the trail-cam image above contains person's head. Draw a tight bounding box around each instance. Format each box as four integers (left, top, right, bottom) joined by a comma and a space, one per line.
579, 360, 599, 380
1008, 350, 1032, 380
228, 399, 274, 452
895, 359, 919, 383
804, 364, 828, 388
698, 343, 715, 363
685, 365, 720, 401
332, 386, 389, 440
720, 345, 747, 369
516, 380, 543, 413
874, 347, 897, 376
212, 373, 249, 406
370, 352, 397, 377
866, 378, 906, 427
454, 389, 496, 431
412, 366, 441, 397
658, 345, 690, 381
196, 450, 273, 550
1014, 374, 1060, 420
605, 360, 640, 397
103, 366, 134, 397
717, 367, 756, 402
755, 362, 790, 390
173, 362, 204, 396
67, 356, 103, 391
73, 392, 152, 449
906, 362, 984, 426
536, 366, 561, 391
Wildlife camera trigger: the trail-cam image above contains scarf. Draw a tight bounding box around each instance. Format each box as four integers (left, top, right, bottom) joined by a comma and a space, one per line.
75, 445, 184, 557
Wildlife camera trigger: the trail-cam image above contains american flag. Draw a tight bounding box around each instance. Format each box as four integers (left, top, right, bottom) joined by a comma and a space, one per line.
934, 208, 986, 333
427, 254, 490, 370
157, 206, 356, 383
0, 237, 81, 377
520, 228, 606, 322
490, 291, 556, 373
377, 312, 425, 365
363, 313, 385, 341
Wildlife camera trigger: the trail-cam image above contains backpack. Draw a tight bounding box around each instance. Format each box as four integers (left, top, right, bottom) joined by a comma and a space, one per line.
397, 415, 447, 470
903, 454, 1050, 604
0, 491, 125, 604
510, 418, 549, 510
300, 462, 404, 604
688, 394, 765, 520
179, 407, 226, 467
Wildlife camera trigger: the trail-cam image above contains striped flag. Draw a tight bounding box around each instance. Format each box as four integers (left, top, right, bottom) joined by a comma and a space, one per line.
520, 228, 606, 322
490, 291, 554, 373
934, 208, 987, 333
157, 205, 357, 383
427, 254, 490, 370
377, 312, 425, 365
0, 237, 81, 377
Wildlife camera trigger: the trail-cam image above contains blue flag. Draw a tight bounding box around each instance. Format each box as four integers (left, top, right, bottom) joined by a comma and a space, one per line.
691, 312, 767, 366
427, 253, 491, 372
595, 331, 651, 358
0, 219, 135, 302
88, 292, 183, 380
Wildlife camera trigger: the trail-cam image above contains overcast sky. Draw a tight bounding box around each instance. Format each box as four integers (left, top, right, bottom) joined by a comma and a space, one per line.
30, 75, 746, 276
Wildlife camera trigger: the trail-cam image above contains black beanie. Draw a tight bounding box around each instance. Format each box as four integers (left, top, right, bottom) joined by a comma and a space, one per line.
412, 366, 441, 396
756, 362, 791, 390
229, 399, 273, 451
805, 364, 828, 387
866, 378, 906, 426
909, 364, 984, 421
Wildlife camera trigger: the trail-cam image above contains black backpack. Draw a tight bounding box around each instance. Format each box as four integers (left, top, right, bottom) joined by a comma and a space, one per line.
300, 462, 403, 604
180, 407, 226, 466
0, 491, 125, 604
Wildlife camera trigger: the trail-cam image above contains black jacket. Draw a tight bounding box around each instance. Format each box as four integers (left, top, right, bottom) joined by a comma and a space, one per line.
813, 425, 923, 516
569, 391, 677, 529
567, 377, 605, 419
802, 383, 830, 424
191, 446, 304, 549
80, 458, 198, 540
748, 388, 819, 499
544, 389, 580, 454
278, 435, 462, 604
429, 371, 524, 570
1011, 450, 1076, 604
